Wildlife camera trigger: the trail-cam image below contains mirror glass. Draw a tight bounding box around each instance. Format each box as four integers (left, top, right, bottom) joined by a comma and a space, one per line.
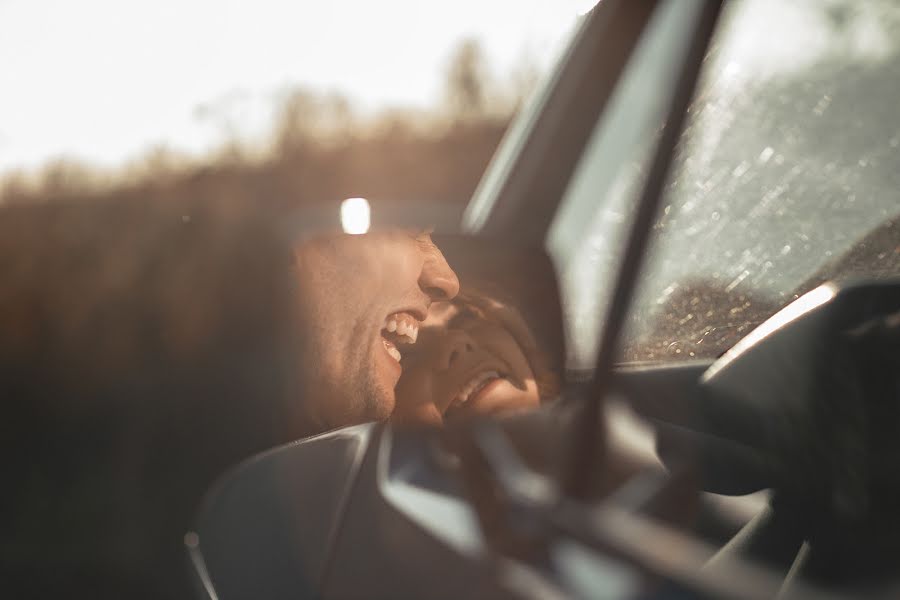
289, 228, 565, 433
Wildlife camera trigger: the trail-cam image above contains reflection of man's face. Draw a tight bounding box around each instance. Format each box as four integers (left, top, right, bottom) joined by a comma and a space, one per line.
292, 230, 459, 431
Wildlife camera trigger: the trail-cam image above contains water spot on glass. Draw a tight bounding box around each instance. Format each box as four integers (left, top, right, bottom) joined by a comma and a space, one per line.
774, 154, 785, 165
711, 211, 720, 221
812, 95, 832, 116
656, 283, 679, 305
858, 159, 868, 167
604, 210, 626, 223
758, 146, 775, 164
725, 270, 750, 293
732, 161, 751, 178
781, 245, 792, 255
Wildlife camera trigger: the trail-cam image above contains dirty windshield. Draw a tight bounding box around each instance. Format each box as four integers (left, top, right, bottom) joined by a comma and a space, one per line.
553, 0, 900, 367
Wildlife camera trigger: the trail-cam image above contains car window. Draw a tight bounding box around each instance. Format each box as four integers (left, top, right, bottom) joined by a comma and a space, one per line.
619, 0, 900, 363
546, 0, 710, 370
546, 0, 900, 368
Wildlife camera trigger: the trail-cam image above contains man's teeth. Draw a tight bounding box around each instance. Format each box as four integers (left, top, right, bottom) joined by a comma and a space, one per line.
382, 314, 418, 344
382, 337, 402, 362
385, 344, 401, 362
455, 371, 501, 405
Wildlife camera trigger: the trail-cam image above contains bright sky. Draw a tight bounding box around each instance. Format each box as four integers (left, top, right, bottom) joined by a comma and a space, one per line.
0, 0, 593, 176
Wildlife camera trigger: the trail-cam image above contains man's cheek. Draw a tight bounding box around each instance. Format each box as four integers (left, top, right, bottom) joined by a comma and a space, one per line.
385, 240, 426, 284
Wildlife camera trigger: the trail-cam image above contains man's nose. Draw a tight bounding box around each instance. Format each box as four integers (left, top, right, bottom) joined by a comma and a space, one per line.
439, 329, 476, 370
418, 246, 460, 303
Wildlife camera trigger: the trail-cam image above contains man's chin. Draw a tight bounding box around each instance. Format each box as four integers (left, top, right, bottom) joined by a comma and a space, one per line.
358, 358, 397, 423
311, 342, 400, 430
306, 371, 394, 433
368, 378, 397, 422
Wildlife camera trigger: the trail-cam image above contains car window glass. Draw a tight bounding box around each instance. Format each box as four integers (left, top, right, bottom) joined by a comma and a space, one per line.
546, 0, 709, 370
619, 0, 900, 363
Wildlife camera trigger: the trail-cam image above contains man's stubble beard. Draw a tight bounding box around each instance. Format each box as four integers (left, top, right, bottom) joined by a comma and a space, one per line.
289, 263, 395, 432
296, 327, 394, 434
358, 360, 394, 424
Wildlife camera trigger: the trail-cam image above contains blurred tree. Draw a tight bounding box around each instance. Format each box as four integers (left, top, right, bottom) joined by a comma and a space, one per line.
38, 159, 99, 199
274, 90, 319, 156
444, 39, 490, 120
0, 170, 29, 204
0, 48, 520, 209
274, 89, 356, 157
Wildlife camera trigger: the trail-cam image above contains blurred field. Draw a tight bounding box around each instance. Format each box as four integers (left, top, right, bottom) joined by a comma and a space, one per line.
0, 40, 520, 212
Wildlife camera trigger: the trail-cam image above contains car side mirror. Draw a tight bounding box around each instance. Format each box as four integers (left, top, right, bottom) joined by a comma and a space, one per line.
186, 231, 568, 599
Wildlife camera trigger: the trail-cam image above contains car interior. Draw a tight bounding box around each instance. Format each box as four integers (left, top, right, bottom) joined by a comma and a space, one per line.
4, 0, 900, 598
